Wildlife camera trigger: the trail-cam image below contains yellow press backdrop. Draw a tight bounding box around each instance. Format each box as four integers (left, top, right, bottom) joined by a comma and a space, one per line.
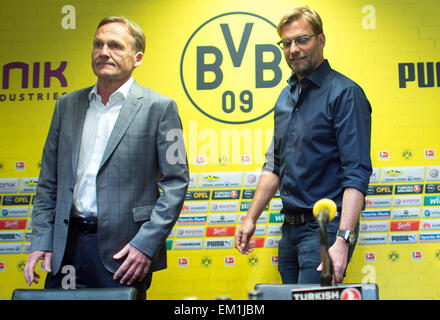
0, 0, 439, 300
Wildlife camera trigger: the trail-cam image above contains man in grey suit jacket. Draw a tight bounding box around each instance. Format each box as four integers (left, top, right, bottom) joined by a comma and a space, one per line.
24, 16, 189, 299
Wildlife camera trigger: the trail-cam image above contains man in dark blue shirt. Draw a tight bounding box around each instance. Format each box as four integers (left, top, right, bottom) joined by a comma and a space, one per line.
235, 6, 372, 284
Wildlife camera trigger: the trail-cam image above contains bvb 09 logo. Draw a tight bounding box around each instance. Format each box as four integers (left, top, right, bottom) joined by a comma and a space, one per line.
180, 12, 286, 124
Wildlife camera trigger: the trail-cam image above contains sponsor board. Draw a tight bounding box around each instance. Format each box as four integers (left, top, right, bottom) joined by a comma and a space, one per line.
0, 231, 24, 242
243, 172, 261, 187
181, 202, 209, 213
361, 209, 391, 220
419, 232, 440, 243
2, 195, 31, 206
1, 207, 29, 218
241, 189, 255, 199
0, 243, 22, 254
207, 213, 238, 225
254, 224, 267, 236
422, 207, 440, 218
0, 219, 27, 230
178, 257, 189, 267
185, 190, 211, 201
394, 184, 424, 194
391, 208, 421, 219
380, 166, 425, 182
209, 201, 239, 212
224, 256, 235, 266
359, 221, 389, 233
18, 178, 38, 193
211, 189, 240, 200
175, 226, 206, 238
269, 212, 284, 223
204, 237, 234, 249
392, 195, 422, 207
198, 172, 243, 188
177, 214, 207, 225
249, 237, 265, 248
357, 233, 388, 245
269, 199, 283, 211
425, 183, 440, 194
426, 166, 440, 181
266, 224, 282, 235
240, 201, 268, 211
238, 212, 267, 224
420, 219, 440, 231
206, 226, 236, 237
173, 239, 204, 250
265, 236, 281, 248
0, 178, 19, 193
367, 185, 393, 195
389, 221, 420, 232
388, 232, 418, 244
424, 195, 440, 206
364, 197, 392, 208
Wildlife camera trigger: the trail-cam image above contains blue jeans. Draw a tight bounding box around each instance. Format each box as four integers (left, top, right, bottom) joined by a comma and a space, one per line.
277, 216, 358, 284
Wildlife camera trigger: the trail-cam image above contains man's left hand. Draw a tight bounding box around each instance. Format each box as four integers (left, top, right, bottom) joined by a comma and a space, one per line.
113, 244, 151, 285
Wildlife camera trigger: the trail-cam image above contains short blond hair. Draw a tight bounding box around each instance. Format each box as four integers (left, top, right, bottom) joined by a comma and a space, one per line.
97, 16, 146, 53
277, 6, 323, 37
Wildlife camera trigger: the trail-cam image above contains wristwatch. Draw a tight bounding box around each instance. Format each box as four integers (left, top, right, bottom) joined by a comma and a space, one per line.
337, 229, 356, 246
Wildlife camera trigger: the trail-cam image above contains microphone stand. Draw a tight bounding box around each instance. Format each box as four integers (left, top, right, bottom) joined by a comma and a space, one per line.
313, 199, 337, 287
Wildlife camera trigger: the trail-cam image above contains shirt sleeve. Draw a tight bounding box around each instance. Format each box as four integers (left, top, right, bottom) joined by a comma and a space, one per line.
332, 86, 372, 195
262, 134, 280, 176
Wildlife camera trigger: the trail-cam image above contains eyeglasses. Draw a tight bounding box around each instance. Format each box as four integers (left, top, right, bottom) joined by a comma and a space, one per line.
277, 34, 316, 49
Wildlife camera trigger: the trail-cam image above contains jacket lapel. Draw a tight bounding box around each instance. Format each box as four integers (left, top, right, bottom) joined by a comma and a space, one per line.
99, 81, 144, 169
72, 87, 93, 178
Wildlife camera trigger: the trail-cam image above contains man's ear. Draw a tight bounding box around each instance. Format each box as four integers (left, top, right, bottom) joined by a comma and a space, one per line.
134, 51, 144, 67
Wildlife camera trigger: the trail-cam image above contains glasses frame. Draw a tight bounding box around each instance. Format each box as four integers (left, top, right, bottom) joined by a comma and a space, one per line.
277, 34, 317, 49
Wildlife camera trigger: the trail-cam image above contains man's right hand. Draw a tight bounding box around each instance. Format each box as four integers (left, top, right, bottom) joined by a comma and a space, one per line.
235, 219, 256, 254
24, 251, 52, 286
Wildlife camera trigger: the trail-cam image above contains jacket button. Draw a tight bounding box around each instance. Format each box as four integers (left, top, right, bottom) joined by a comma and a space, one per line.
64, 219, 69, 224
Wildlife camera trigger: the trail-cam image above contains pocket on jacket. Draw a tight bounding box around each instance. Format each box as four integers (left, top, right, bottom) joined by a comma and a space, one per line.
132, 204, 154, 222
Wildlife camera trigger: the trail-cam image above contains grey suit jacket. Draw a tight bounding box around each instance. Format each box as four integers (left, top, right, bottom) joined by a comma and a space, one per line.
31, 80, 189, 275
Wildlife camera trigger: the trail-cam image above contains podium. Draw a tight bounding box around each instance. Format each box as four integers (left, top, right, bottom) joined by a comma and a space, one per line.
11, 287, 137, 300
254, 283, 379, 300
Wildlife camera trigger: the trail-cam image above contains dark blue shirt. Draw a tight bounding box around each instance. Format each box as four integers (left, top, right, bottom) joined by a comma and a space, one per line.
263, 60, 372, 211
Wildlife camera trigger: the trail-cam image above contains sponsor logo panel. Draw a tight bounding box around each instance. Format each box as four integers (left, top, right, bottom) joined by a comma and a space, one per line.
198, 172, 243, 188
389, 221, 420, 232
209, 201, 239, 212
0, 243, 22, 254
394, 184, 424, 194
177, 214, 207, 225
211, 189, 240, 200
392, 195, 422, 207
19, 178, 38, 193
0, 231, 24, 242
265, 236, 281, 248
181, 202, 209, 213
420, 219, 440, 231
391, 208, 421, 219
424, 195, 440, 206
380, 166, 425, 182
0, 178, 19, 193
426, 166, 440, 181
357, 233, 388, 245
1, 207, 29, 218
367, 185, 393, 195
205, 226, 236, 237
204, 237, 234, 249
185, 190, 210, 201
207, 213, 237, 225
175, 226, 206, 238
369, 168, 380, 183
0, 219, 27, 230
388, 232, 418, 244
422, 207, 440, 218
420, 232, 440, 243
238, 212, 267, 224
243, 172, 261, 187
361, 209, 391, 220
364, 197, 392, 208
2, 195, 32, 206
173, 239, 204, 250
425, 183, 440, 194
359, 221, 389, 233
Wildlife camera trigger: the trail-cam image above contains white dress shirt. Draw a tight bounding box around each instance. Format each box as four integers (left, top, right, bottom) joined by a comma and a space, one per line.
72, 77, 134, 218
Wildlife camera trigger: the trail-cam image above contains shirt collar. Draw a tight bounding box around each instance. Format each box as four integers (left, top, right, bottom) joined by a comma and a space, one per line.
88, 76, 134, 103
287, 59, 331, 88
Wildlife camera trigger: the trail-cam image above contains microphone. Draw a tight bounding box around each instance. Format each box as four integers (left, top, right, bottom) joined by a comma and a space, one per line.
313, 198, 337, 286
